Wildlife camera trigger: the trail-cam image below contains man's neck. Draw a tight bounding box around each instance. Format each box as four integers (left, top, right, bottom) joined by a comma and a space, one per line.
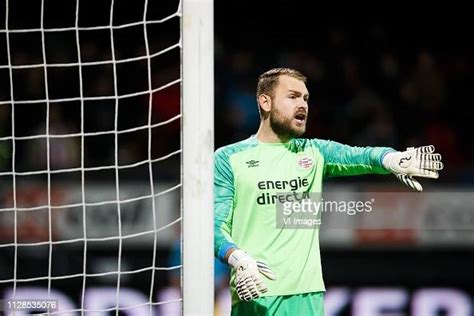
255, 124, 291, 143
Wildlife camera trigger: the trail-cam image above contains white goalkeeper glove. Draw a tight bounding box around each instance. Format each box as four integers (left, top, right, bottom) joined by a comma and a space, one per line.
228, 249, 276, 302
382, 145, 444, 192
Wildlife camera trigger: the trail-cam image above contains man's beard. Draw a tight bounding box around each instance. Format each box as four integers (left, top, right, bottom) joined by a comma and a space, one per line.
269, 108, 306, 140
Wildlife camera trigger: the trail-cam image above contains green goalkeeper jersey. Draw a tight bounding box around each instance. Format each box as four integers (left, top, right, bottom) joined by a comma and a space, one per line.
214, 136, 393, 305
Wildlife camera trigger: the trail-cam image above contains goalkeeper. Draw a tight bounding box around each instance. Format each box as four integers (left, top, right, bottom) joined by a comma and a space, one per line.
214, 68, 443, 315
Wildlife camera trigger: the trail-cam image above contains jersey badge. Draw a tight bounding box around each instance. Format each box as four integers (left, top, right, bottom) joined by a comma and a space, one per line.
297, 155, 314, 170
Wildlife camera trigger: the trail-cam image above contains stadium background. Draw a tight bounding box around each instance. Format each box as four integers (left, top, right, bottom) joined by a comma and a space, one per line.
0, 0, 473, 314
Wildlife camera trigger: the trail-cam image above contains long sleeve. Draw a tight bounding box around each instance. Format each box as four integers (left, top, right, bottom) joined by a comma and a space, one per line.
312, 139, 395, 177
214, 148, 237, 263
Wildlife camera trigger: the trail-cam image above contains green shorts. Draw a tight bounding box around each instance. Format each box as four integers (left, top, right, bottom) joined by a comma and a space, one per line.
231, 292, 325, 316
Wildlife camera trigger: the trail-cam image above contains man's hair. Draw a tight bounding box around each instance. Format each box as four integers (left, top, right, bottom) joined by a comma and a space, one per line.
256, 68, 307, 116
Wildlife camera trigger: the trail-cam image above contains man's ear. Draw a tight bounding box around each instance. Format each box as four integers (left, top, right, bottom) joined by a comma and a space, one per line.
258, 94, 271, 114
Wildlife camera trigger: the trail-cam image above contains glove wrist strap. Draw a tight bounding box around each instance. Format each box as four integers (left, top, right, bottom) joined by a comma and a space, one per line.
382, 151, 397, 171
228, 249, 248, 268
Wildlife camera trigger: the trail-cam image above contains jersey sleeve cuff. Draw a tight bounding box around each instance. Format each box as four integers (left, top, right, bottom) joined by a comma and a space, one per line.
218, 242, 237, 263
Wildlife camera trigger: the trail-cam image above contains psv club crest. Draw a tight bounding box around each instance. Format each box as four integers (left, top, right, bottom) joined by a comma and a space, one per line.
297, 155, 314, 170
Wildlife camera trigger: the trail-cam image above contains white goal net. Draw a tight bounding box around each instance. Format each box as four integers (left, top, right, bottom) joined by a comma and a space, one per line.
0, 0, 213, 314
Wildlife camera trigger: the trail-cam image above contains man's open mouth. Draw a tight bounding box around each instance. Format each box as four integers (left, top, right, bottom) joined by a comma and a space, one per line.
295, 113, 306, 122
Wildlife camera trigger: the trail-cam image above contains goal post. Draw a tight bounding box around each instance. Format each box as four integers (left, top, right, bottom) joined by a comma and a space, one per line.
181, 0, 215, 315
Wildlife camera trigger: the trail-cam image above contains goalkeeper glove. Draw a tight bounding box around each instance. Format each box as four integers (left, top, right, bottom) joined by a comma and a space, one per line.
382, 145, 444, 192
228, 249, 276, 302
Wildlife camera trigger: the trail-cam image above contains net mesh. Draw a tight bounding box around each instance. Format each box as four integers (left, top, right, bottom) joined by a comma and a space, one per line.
0, 0, 183, 313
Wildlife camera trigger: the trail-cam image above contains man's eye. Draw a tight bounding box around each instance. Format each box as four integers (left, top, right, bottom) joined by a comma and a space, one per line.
289, 95, 296, 99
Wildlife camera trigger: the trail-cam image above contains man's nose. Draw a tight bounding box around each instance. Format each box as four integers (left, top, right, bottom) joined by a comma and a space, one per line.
298, 101, 308, 110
